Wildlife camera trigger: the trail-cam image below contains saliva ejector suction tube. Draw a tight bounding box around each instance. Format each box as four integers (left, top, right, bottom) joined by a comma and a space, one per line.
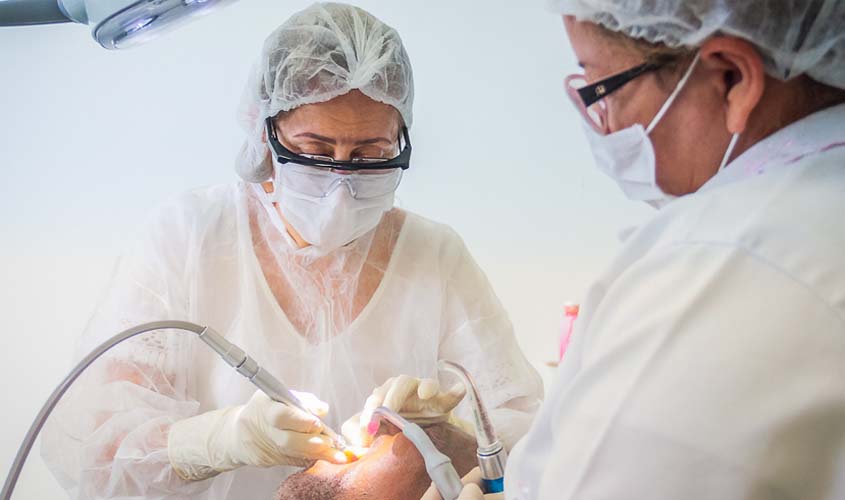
367, 406, 464, 500
439, 360, 508, 494
1, 321, 346, 500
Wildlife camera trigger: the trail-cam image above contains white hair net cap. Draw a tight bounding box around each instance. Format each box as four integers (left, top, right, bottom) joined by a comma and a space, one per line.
548, 0, 845, 90
235, 2, 414, 182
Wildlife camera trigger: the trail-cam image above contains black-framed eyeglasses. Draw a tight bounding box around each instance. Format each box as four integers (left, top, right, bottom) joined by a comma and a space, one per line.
265, 117, 412, 171
575, 61, 666, 107
565, 60, 668, 134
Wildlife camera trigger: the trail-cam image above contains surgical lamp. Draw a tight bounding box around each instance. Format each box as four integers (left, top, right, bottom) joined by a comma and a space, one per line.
0, 0, 239, 49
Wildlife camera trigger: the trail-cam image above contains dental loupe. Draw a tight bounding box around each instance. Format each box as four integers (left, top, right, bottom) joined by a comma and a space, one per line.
0, 0, 239, 49
439, 360, 508, 494
0, 320, 346, 500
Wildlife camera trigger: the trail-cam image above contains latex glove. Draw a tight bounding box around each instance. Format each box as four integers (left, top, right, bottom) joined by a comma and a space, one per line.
168, 390, 347, 481
420, 467, 503, 500
342, 375, 467, 447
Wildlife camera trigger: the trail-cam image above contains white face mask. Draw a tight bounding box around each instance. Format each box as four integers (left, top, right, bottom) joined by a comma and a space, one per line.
272, 165, 396, 253
582, 52, 740, 209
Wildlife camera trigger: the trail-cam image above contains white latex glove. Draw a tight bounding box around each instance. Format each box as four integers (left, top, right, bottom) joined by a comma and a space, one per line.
168, 390, 347, 481
420, 467, 503, 500
342, 375, 468, 447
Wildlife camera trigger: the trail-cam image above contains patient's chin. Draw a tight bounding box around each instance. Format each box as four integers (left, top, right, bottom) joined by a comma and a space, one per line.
273, 471, 343, 500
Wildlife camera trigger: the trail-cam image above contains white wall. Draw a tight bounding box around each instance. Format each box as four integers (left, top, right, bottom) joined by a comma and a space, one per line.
0, 1, 652, 497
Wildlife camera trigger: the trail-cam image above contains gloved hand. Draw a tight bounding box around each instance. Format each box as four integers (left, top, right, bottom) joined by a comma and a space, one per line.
342, 375, 469, 447
167, 390, 348, 481
420, 467, 503, 500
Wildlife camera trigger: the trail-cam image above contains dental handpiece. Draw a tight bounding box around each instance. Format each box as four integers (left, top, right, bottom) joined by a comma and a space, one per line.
3, 321, 347, 500
197, 327, 347, 450
439, 360, 507, 494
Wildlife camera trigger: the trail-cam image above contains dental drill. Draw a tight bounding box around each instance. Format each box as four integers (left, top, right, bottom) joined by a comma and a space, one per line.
196, 326, 347, 450
367, 406, 464, 500
439, 360, 508, 494
1, 321, 346, 500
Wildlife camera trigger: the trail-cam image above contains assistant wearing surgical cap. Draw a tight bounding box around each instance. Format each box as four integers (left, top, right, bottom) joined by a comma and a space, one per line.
235, 2, 414, 182
500, 2, 845, 500
548, 0, 845, 89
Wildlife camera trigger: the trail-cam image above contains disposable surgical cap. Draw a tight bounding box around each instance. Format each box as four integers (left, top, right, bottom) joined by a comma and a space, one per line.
235, 2, 414, 182
548, 0, 845, 90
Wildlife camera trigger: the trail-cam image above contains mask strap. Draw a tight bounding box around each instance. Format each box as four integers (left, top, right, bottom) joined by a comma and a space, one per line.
646, 52, 701, 134
250, 183, 300, 248
719, 132, 741, 171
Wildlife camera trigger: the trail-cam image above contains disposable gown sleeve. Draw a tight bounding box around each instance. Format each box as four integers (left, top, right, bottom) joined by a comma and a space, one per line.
40, 197, 212, 499
535, 243, 845, 499
437, 230, 544, 451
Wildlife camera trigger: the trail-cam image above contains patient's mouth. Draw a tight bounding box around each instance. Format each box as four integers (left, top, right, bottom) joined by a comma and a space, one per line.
344, 446, 367, 462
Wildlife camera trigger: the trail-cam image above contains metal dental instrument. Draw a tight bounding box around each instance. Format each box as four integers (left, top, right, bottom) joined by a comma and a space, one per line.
2, 321, 345, 500
197, 326, 347, 451
439, 360, 507, 494
368, 406, 463, 500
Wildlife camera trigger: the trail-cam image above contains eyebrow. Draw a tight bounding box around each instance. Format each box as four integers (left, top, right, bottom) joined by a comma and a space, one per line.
293, 132, 394, 146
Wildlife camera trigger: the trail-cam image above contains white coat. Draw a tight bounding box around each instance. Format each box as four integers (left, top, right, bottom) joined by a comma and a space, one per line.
506, 104, 845, 500
40, 185, 543, 500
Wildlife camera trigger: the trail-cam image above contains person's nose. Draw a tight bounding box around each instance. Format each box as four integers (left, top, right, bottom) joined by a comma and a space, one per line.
331, 147, 356, 176
332, 146, 356, 165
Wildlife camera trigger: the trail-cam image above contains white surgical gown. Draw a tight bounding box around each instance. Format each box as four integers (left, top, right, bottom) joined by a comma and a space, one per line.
40, 184, 543, 499
507, 104, 845, 499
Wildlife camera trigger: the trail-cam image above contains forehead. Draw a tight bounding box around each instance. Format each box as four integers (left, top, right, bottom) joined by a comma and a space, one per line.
563, 16, 644, 69
563, 16, 610, 46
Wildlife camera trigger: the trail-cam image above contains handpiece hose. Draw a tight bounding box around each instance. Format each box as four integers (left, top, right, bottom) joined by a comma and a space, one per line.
1, 321, 344, 500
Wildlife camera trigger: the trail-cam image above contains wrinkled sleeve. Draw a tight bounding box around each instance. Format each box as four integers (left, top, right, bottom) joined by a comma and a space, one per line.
437, 230, 544, 450
40, 198, 211, 499
536, 243, 845, 500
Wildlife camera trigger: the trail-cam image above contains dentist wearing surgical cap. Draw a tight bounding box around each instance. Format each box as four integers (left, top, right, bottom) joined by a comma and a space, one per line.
39, 3, 542, 499
430, 0, 845, 499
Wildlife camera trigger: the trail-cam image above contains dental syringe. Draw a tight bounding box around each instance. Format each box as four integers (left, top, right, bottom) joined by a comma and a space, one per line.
197, 327, 348, 451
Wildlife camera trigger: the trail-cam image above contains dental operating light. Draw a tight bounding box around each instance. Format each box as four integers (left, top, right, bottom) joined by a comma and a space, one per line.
0, 0, 240, 49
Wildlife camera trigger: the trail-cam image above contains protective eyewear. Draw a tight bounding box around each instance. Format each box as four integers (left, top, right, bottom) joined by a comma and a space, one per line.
565, 60, 667, 134
277, 162, 403, 200
265, 117, 412, 171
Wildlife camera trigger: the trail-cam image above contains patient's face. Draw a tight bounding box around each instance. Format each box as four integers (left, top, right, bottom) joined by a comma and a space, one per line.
275, 423, 477, 500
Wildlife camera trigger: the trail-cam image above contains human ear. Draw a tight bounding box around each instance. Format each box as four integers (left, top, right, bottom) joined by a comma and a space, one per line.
699, 36, 766, 134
